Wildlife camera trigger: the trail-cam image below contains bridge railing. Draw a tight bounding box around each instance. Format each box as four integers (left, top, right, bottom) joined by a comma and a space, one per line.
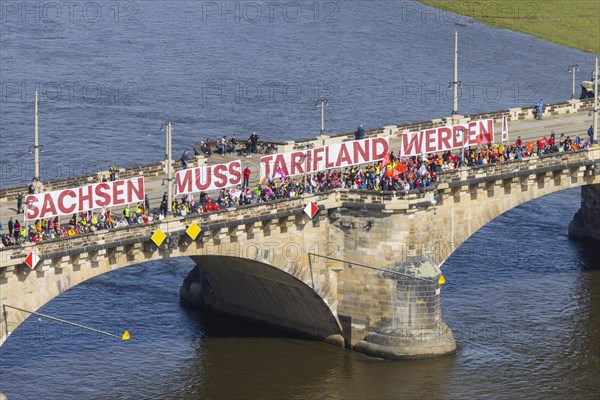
0, 187, 441, 268
436, 147, 595, 185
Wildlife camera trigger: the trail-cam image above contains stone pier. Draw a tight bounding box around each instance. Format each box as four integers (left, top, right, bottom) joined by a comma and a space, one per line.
569, 184, 600, 243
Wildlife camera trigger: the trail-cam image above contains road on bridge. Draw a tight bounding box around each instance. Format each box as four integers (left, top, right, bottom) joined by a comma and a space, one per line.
0, 111, 594, 231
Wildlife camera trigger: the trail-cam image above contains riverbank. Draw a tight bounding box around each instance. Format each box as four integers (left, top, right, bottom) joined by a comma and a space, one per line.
418, 0, 599, 53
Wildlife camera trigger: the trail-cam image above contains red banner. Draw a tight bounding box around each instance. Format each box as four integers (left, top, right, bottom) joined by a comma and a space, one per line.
400, 119, 495, 157
174, 160, 242, 195
260, 137, 389, 180
26, 177, 145, 220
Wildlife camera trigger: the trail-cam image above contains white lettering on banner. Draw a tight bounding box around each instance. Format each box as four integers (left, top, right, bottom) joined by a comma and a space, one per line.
260, 137, 389, 180
400, 119, 495, 156
25, 177, 145, 220
174, 160, 242, 195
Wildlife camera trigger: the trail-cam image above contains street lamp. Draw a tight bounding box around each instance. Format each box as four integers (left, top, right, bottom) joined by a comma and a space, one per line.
161, 121, 174, 213
316, 98, 328, 135
593, 57, 599, 145
568, 64, 579, 99
28, 91, 45, 181
449, 31, 461, 116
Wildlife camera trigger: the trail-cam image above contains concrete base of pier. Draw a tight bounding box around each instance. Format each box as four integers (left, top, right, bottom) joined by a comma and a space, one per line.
355, 322, 456, 360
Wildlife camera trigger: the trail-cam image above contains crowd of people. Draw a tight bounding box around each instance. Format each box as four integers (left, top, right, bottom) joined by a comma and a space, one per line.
1, 128, 595, 248
193, 132, 260, 160
1, 203, 155, 248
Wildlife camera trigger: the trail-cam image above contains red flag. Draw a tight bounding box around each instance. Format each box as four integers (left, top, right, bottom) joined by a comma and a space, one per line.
395, 161, 407, 174
379, 152, 392, 170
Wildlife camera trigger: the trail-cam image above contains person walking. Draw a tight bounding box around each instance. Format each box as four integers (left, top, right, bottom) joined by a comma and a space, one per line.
109, 163, 117, 181
13, 220, 20, 240
243, 165, 251, 187
16, 192, 23, 214
123, 204, 131, 223
8, 217, 14, 237
205, 138, 212, 157
355, 124, 365, 140
231, 134, 238, 155
245, 137, 252, 157
536, 99, 543, 120
251, 132, 259, 154
160, 198, 168, 217
220, 135, 228, 155
181, 149, 190, 169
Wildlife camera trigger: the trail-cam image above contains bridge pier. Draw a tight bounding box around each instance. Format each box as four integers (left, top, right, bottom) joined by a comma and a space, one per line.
569, 184, 600, 243
353, 256, 456, 359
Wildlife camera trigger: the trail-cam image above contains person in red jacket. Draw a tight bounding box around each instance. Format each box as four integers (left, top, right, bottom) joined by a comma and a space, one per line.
243, 166, 251, 187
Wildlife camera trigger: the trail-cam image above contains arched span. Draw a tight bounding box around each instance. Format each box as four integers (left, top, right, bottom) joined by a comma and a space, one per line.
434, 182, 600, 266
182, 256, 343, 344
1, 242, 342, 347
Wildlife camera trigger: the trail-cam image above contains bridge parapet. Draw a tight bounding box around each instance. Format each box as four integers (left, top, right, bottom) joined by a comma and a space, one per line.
437, 148, 598, 188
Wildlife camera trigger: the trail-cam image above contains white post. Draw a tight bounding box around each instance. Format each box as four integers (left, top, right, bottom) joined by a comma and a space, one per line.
458, 129, 464, 167
34, 91, 39, 180
594, 57, 599, 145
317, 99, 327, 135
452, 31, 458, 115
571, 66, 577, 99
321, 101, 325, 135
166, 121, 173, 212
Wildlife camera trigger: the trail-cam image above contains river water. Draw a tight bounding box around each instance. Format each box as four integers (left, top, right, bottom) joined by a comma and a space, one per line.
1, 1, 599, 399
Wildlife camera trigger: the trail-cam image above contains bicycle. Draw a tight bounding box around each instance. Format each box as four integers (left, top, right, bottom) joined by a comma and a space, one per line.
297, 143, 315, 150
258, 143, 277, 155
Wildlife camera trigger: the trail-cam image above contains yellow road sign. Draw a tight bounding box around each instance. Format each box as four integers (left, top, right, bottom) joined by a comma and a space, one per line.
186, 222, 202, 240
151, 228, 166, 247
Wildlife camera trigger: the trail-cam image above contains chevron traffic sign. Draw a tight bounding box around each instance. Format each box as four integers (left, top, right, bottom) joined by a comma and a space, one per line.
24, 251, 40, 270
304, 201, 318, 219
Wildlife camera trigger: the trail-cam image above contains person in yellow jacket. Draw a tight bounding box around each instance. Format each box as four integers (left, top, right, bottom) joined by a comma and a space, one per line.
123, 204, 131, 222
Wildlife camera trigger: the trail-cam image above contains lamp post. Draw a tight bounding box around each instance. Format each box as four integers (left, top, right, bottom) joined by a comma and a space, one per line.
161, 121, 174, 213
316, 98, 328, 135
594, 57, 598, 145
568, 64, 579, 99
28, 91, 44, 181
449, 31, 461, 116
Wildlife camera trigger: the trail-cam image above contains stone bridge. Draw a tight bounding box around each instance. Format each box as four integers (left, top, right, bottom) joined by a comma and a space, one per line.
1, 148, 599, 358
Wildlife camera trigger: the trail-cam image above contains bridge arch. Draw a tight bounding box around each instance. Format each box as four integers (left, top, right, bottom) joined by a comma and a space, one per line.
0, 195, 344, 347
